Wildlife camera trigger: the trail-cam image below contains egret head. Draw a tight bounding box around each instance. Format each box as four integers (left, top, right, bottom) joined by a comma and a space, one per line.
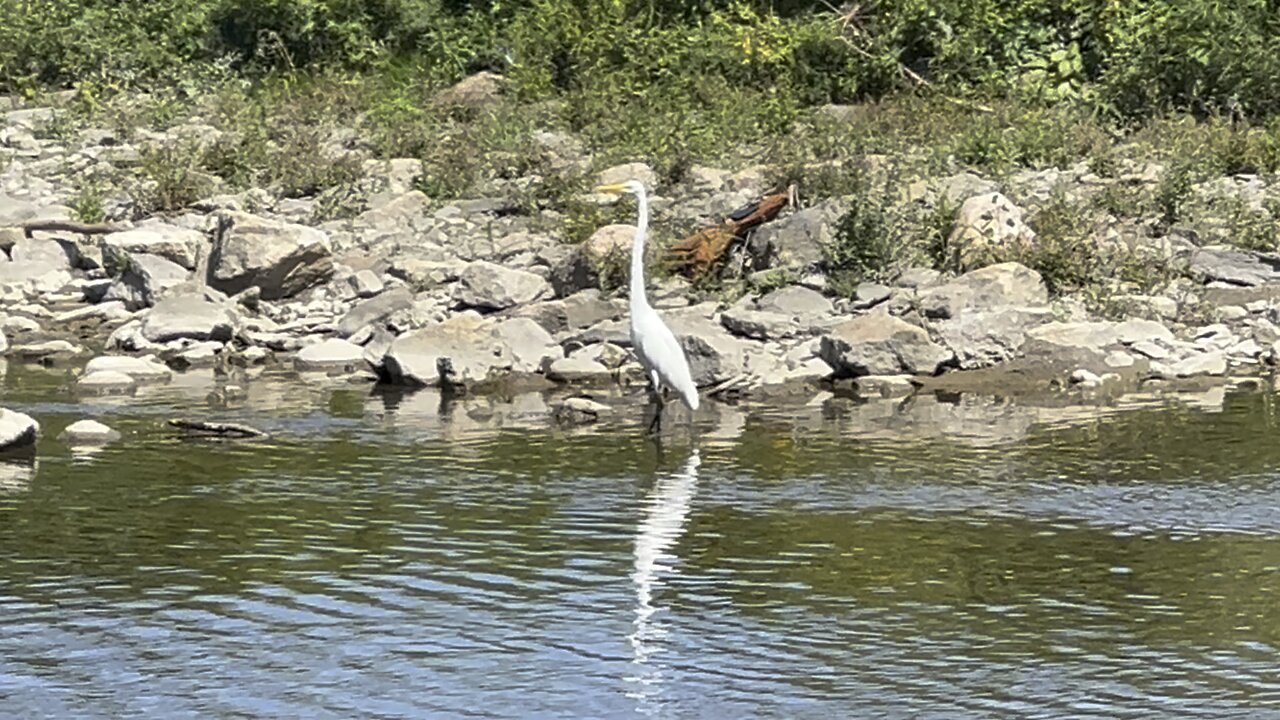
593, 179, 647, 196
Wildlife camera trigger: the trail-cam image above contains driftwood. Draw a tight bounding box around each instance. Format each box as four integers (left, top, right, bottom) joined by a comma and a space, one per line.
168, 418, 269, 439
23, 220, 125, 238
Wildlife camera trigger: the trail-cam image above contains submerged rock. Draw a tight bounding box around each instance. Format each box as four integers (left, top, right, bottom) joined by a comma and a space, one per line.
84, 354, 172, 382
76, 370, 138, 394
295, 338, 369, 373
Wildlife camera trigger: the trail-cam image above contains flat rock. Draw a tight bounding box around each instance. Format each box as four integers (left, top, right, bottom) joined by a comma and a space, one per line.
349, 269, 384, 298
1170, 351, 1228, 377
755, 285, 834, 319
720, 308, 795, 340
1189, 246, 1280, 287
210, 211, 334, 299
295, 338, 368, 373
337, 286, 413, 337
0, 408, 39, 453
455, 261, 551, 311
819, 314, 952, 377
59, 419, 121, 445
141, 293, 238, 343
546, 355, 612, 383
917, 262, 1048, 319
84, 355, 172, 381
935, 307, 1055, 369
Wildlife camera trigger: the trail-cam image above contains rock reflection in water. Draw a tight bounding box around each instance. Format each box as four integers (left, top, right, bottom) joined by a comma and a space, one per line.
627, 449, 701, 714
0, 459, 35, 494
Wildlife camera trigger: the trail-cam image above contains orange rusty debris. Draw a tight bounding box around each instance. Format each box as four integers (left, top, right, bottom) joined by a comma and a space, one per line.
666, 189, 792, 278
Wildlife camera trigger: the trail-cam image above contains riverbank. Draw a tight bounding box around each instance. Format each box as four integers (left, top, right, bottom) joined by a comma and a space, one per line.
6, 83, 1280, 454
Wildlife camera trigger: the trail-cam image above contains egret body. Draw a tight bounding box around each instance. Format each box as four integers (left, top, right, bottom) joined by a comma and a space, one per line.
594, 181, 700, 421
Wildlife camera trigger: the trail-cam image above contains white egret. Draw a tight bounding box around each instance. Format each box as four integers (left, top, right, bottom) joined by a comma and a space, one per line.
594, 181, 700, 430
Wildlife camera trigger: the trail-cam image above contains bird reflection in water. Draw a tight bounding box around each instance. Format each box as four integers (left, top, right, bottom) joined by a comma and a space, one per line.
625, 449, 701, 712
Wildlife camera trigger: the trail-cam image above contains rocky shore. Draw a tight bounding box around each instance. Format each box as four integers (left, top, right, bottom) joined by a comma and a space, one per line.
5, 91, 1280, 453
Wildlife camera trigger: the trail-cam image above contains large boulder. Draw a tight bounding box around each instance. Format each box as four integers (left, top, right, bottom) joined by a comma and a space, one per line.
1021, 319, 1173, 372
819, 314, 953, 377
917, 262, 1048, 319
669, 314, 754, 386
102, 224, 204, 269
140, 293, 238, 343
102, 253, 191, 309
0, 408, 38, 453
746, 199, 845, 272
720, 308, 795, 340
946, 192, 1036, 271
584, 224, 634, 264
454, 261, 551, 311
381, 314, 513, 387
209, 211, 334, 299
1188, 246, 1280, 287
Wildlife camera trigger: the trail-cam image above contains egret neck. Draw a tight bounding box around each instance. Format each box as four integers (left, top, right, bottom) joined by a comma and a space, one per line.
630, 188, 650, 311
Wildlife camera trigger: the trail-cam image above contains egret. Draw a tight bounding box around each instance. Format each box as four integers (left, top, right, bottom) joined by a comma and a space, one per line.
593, 180, 700, 431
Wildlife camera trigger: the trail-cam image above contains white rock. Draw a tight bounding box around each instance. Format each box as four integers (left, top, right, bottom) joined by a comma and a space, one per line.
546, 355, 613, 384
1104, 351, 1136, 368
76, 370, 138, 393
1070, 368, 1103, 387
59, 419, 121, 445
0, 408, 39, 452
84, 355, 171, 381
295, 338, 368, 373
349, 269, 384, 298
1170, 351, 1228, 377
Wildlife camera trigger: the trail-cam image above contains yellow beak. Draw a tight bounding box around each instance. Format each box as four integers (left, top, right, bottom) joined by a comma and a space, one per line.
593, 183, 627, 194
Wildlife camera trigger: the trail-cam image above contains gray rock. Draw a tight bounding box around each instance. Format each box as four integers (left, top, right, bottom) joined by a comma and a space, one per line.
349, 269, 384, 298
210, 211, 334, 299
852, 282, 892, 309
103, 253, 191, 309
746, 199, 845, 272
140, 293, 238, 343
896, 267, 944, 289
381, 314, 513, 387
935, 307, 1055, 369
337, 286, 413, 337
84, 355, 171, 381
756, 285, 834, 319
546, 355, 612, 383
917, 262, 1048, 319
494, 317, 563, 374
584, 224, 634, 263
1189, 246, 1280, 286
546, 246, 598, 298
455, 261, 551, 310
102, 224, 204, 269
295, 338, 369, 373
434, 71, 504, 110
819, 314, 952, 377
0, 408, 38, 453
0, 328, 6, 355
720, 308, 795, 340
671, 315, 754, 387
59, 419, 121, 445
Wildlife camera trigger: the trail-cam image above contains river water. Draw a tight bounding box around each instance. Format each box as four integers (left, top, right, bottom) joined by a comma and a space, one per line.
2, 363, 1278, 718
